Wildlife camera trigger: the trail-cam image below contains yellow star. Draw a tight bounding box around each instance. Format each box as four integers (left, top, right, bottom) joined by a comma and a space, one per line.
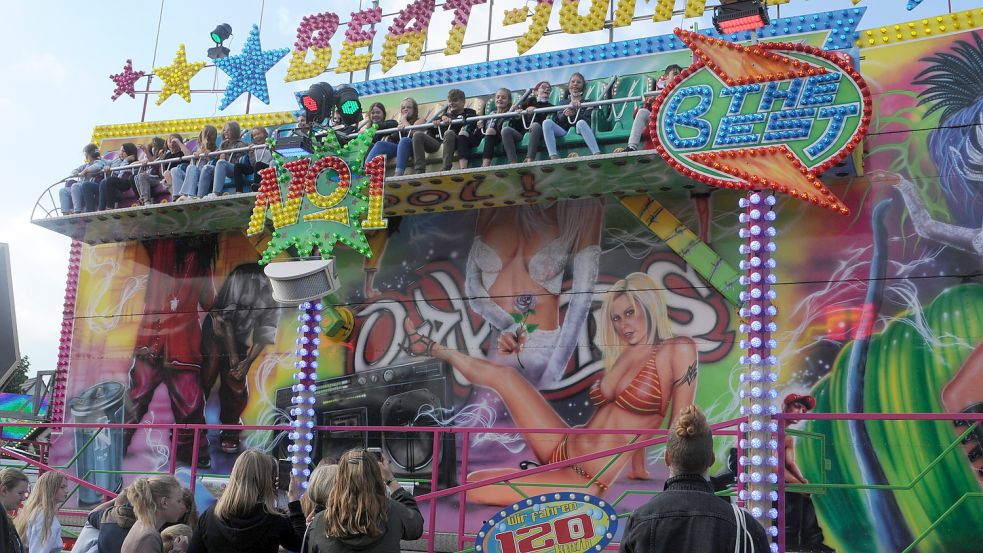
154, 44, 206, 105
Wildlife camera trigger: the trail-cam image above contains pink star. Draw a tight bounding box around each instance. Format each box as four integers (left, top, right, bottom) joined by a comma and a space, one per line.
110, 59, 145, 101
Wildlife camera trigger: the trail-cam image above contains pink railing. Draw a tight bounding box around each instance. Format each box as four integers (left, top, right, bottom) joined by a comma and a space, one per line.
3, 412, 977, 553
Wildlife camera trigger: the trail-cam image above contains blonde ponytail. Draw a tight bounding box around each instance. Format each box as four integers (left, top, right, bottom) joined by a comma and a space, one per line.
129, 475, 181, 526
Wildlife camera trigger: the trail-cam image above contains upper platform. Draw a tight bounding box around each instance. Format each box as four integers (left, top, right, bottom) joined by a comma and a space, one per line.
32, 151, 714, 244
32, 147, 863, 245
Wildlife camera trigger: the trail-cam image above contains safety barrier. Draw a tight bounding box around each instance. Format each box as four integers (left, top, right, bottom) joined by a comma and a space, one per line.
4, 413, 976, 552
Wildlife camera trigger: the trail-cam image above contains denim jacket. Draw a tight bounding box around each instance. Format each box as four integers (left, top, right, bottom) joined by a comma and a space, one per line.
619, 474, 771, 553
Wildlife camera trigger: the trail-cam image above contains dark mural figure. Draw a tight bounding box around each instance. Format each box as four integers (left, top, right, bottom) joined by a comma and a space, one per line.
123, 236, 219, 469
200, 263, 279, 454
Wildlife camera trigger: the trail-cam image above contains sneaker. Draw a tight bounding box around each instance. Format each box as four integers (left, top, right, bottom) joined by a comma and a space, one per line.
549, 155, 560, 160
220, 433, 240, 454
393, 168, 405, 177
204, 193, 218, 199
567, 152, 580, 158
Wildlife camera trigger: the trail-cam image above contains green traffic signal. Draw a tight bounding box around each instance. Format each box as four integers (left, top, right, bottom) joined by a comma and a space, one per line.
340, 100, 360, 115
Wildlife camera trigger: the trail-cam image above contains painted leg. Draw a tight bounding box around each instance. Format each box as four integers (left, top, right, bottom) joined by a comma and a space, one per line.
942, 342, 983, 487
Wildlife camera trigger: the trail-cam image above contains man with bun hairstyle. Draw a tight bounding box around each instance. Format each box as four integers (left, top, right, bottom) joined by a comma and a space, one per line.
783, 393, 835, 553
619, 405, 769, 552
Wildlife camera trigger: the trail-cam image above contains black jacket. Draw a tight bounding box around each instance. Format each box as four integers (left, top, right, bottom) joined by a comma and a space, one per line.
374, 119, 399, 144
619, 474, 770, 553
552, 97, 594, 131
428, 107, 478, 138
1, 513, 23, 553
188, 501, 306, 553
515, 98, 554, 129
304, 488, 424, 553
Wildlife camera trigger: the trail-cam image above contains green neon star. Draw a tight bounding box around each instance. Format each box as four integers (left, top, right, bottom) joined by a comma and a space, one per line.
256, 126, 379, 265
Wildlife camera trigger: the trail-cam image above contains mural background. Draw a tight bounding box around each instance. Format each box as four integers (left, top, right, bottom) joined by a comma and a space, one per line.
45, 26, 983, 553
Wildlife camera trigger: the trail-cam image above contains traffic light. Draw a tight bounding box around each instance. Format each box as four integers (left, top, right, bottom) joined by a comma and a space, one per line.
334, 85, 362, 125
301, 82, 335, 125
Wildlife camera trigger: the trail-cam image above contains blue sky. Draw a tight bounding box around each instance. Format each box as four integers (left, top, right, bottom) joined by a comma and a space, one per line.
1, 0, 976, 376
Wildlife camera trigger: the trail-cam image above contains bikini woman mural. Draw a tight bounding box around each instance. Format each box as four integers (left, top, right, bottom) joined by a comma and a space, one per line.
463, 198, 604, 389
404, 272, 698, 505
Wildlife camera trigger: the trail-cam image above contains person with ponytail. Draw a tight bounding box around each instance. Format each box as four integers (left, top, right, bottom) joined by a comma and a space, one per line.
619, 405, 770, 553
1, 467, 30, 553
304, 448, 423, 553
120, 475, 187, 553
14, 471, 69, 553
188, 449, 306, 553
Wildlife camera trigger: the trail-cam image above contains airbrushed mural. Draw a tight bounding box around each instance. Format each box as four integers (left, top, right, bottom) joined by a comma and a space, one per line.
47, 25, 983, 553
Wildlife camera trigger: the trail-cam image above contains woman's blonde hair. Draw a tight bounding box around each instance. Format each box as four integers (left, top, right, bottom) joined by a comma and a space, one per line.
128, 475, 181, 527
302, 463, 339, 517
324, 449, 387, 538
13, 471, 64, 543
400, 97, 419, 123
198, 125, 218, 152
598, 272, 673, 370
161, 523, 193, 553
214, 449, 278, 521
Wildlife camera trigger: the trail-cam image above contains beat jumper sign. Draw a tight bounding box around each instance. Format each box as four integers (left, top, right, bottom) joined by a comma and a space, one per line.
476, 493, 619, 553
651, 29, 872, 214
245, 128, 387, 264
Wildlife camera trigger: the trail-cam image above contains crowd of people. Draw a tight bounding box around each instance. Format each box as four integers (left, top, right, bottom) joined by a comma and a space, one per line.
58, 123, 272, 215
1, 408, 782, 553
1, 446, 423, 553
58, 65, 684, 216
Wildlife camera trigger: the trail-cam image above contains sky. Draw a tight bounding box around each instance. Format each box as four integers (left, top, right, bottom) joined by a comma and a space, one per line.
0, 0, 977, 377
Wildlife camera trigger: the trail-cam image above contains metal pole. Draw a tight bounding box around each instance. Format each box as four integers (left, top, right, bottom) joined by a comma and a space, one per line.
288, 302, 323, 494
737, 190, 780, 548
486, 0, 494, 63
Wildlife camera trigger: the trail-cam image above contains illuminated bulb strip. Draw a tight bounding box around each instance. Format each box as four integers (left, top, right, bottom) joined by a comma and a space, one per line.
737, 191, 780, 547
355, 9, 864, 94
290, 301, 323, 491
50, 240, 83, 431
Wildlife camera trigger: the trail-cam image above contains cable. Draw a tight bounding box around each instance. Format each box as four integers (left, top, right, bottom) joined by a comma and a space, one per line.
65, 270, 982, 323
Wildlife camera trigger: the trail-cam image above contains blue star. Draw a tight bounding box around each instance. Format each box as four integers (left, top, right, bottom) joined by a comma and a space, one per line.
215, 24, 289, 110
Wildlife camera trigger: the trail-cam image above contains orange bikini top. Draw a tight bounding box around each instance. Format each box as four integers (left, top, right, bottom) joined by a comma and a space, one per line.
589, 352, 664, 416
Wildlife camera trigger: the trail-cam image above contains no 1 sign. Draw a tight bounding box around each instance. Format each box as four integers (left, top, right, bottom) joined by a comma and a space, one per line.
476, 494, 618, 553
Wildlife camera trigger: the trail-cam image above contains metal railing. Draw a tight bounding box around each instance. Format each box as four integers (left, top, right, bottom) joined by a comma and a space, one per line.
3, 413, 977, 552
31, 86, 665, 221
1, 418, 743, 553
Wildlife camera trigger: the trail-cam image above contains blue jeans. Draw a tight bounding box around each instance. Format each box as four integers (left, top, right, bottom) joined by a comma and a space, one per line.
212, 160, 248, 195
59, 180, 100, 213
542, 119, 601, 157
176, 163, 215, 197
394, 136, 414, 172
367, 141, 398, 166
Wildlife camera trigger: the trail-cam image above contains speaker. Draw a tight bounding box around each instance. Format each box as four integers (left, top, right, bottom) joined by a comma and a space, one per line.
263, 258, 340, 304
275, 359, 457, 489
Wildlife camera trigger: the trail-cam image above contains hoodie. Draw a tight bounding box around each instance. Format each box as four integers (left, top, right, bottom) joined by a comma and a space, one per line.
304, 488, 424, 553
96, 502, 137, 553
188, 501, 306, 553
